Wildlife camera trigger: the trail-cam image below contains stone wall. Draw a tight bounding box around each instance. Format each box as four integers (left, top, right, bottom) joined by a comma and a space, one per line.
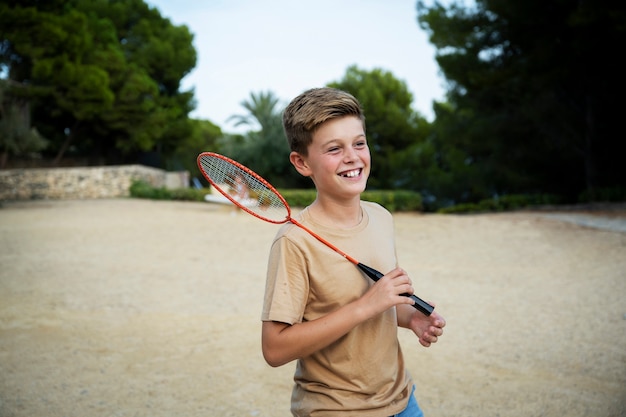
0, 165, 189, 201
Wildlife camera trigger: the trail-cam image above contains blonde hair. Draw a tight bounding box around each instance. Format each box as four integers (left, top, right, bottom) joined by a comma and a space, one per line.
282, 87, 365, 155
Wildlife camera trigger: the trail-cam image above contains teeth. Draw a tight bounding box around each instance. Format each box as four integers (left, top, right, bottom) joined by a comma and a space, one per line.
342, 169, 360, 178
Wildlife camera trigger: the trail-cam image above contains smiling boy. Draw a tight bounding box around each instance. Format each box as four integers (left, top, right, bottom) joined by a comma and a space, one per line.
261, 87, 445, 417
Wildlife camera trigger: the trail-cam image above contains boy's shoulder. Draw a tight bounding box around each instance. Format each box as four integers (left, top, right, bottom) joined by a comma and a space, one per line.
361, 200, 392, 218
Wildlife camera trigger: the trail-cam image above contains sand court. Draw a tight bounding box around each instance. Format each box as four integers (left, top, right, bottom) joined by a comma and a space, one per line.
0, 198, 624, 416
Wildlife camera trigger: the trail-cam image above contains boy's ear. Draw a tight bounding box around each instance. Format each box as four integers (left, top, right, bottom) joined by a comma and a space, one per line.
289, 151, 312, 177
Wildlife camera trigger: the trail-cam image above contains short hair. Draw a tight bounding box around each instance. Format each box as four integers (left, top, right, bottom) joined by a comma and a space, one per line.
282, 87, 365, 155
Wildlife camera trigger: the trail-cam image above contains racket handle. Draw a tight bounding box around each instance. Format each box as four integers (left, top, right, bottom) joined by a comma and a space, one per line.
357, 263, 434, 316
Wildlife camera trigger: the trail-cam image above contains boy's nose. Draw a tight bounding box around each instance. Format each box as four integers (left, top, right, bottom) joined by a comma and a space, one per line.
343, 147, 359, 162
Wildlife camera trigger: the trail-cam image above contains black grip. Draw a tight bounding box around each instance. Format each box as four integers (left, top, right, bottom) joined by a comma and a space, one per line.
356, 263, 434, 316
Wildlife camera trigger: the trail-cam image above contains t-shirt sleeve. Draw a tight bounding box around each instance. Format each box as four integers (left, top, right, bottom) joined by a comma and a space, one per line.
261, 234, 309, 325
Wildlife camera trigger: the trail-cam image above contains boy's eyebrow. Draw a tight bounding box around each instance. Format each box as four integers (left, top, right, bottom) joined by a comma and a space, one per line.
320, 134, 366, 145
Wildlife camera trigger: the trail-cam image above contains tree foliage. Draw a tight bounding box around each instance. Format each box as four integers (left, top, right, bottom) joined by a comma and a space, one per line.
3, 0, 622, 210
0, 0, 197, 167
171, 118, 222, 174
417, 0, 626, 204
328, 66, 432, 189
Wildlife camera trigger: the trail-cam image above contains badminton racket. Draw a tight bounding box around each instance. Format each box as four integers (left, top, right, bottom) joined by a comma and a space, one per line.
197, 152, 434, 316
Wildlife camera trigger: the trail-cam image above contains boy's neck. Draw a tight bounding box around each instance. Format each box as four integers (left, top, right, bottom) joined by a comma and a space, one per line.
309, 197, 362, 229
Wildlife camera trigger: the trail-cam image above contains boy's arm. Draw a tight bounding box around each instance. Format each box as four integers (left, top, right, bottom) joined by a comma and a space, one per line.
262, 268, 416, 367
262, 304, 367, 367
397, 303, 446, 347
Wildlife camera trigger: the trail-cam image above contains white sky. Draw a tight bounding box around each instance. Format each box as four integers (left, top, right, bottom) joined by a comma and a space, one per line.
146, 0, 447, 132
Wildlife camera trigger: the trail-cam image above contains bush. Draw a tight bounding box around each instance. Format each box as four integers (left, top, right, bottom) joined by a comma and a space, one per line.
362, 190, 423, 212
168, 187, 207, 201
437, 193, 562, 214
130, 181, 423, 212
279, 189, 316, 207
279, 188, 422, 212
129, 180, 206, 201
578, 186, 626, 203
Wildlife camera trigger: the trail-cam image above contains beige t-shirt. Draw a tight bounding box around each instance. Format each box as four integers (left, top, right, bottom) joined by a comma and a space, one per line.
262, 201, 413, 417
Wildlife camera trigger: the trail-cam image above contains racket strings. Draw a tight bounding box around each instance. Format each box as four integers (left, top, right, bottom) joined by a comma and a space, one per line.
198, 154, 290, 223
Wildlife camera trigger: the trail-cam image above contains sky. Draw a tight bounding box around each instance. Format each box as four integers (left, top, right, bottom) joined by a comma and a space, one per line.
146, 0, 447, 133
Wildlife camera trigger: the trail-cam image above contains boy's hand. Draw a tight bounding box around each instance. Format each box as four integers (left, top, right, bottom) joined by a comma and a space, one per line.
409, 306, 446, 347
362, 267, 416, 315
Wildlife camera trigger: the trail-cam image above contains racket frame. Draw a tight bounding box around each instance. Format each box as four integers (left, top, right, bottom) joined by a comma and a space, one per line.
197, 152, 291, 224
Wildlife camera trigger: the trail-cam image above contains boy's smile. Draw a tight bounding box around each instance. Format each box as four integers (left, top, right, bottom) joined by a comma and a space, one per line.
339, 168, 362, 178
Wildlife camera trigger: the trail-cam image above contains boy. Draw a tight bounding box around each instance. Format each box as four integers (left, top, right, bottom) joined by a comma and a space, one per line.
261, 87, 445, 416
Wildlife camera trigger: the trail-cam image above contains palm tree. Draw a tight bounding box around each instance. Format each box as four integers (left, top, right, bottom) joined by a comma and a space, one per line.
221, 90, 308, 187
227, 90, 283, 133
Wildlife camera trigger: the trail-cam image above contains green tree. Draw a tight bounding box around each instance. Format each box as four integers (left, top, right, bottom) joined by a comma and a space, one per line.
417, 0, 626, 203
170, 118, 222, 175
328, 65, 431, 189
87, 0, 197, 165
0, 2, 116, 164
228, 90, 282, 134
0, 0, 197, 167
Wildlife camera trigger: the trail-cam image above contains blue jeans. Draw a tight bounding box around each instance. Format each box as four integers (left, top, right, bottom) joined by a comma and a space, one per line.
391, 385, 424, 417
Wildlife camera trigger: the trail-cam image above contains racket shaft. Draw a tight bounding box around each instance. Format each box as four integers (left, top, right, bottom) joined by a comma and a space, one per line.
356, 263, 434, 316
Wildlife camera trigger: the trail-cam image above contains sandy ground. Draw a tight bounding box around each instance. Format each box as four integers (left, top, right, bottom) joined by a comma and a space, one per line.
0, 198, 624, 417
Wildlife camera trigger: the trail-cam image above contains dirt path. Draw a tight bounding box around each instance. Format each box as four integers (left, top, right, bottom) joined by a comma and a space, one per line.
0, 199, 624, 416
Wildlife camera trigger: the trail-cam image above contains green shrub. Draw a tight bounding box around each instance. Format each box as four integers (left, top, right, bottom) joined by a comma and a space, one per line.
129, 180, 207, 201
578, 186, 626, 203
129, 180, 168, 199
279, 188, 423, 212
362, 190, 423, 212
130, 181, 423, 212
437, 193, 562, 214
168, 187, 207, 201
279, 189, 316, 207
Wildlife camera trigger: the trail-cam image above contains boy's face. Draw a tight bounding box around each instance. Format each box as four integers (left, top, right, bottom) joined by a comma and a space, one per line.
290, 115, 370, 201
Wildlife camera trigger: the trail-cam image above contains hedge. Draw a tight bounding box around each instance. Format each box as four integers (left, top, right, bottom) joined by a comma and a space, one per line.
130, 180, 423, 212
